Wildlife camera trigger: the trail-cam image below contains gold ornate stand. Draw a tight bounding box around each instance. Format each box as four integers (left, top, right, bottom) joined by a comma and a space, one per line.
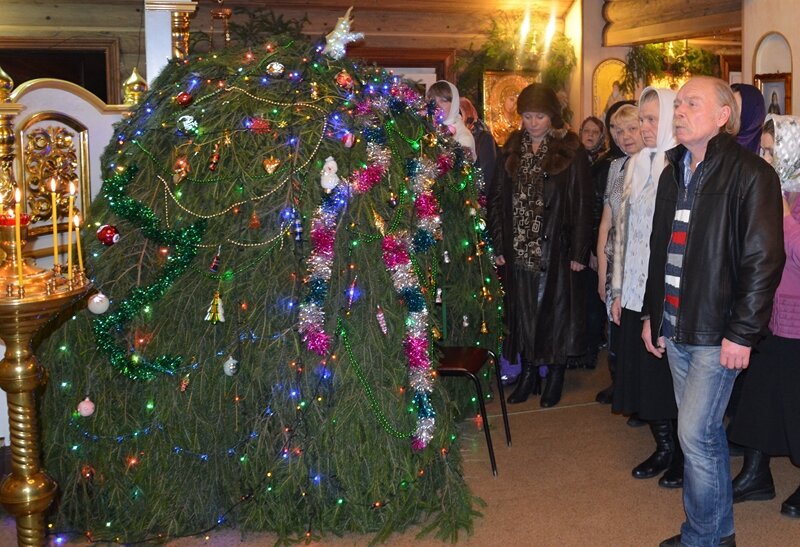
0, 225, 90, 546
0, 66, 91, 546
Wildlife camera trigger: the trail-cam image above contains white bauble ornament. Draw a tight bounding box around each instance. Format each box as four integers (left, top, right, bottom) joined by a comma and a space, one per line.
77, 397, 95, 417
223, 355, 239, 376
320, 156, 340, 193
87, 293, 110, 314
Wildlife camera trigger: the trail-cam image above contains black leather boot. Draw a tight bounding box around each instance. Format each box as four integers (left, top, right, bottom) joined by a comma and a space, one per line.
540, 365, 565, 408
632, 420, 674, 479
781, 483, 800, 518
659, 423, 683, 488
507, 363, 541, 404
732, 448, 775, 503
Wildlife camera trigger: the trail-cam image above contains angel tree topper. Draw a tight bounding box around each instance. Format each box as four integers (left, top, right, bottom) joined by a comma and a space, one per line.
321, 7, 364, 60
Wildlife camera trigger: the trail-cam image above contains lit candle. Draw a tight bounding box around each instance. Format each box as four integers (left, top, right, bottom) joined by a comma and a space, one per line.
14, 188, 24, 290
67, 181, 75, 280
50, 177, 59, 269
73, 214, 83, 272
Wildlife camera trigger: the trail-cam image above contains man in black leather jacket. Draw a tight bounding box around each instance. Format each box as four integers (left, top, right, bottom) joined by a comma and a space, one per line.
641, 77, 785, 547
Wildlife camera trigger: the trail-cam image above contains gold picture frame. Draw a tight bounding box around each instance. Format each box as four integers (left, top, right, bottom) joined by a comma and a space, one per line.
482, 71, 538, 146
755, 72, 792, 116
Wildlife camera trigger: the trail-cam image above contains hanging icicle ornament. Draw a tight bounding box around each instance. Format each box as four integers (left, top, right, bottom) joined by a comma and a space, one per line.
223, 355, 239, 376
375, 305, 388, 335
462, 315, 469, 328
209, 246, 221, 273
372, 209, 386, 236
77, 397, 95, 417
208, 143, 221, 171
346, 275, 359, 312
205, 290, 225, 324
435, 287, 443, 304
321, 7, 364, 60
173, 156, 190, 183
443, 250, 450, 263
293, 215, 303, 244
320, 156, 340, 193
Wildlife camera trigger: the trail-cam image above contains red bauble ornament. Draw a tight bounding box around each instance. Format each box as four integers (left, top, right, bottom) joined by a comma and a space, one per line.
96, 224, 120, 246
341, 132, 355, 148
335, 70, 354, 89
176, 91, 193, 107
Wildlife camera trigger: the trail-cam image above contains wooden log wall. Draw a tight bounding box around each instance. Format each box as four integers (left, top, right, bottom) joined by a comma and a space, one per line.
603, 0, 741, 46
0, 0, 573, 100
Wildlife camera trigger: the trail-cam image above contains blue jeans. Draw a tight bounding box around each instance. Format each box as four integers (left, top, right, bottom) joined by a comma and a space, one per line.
665, 339, 738, 546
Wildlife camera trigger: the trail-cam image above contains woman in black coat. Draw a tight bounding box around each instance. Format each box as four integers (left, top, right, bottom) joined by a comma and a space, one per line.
487, 84, 593, 407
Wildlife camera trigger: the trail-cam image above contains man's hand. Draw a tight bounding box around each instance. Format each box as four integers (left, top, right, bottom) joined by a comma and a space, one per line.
570, 260, 586, 272
720, 338, 751, 369
642, 319, 666, 358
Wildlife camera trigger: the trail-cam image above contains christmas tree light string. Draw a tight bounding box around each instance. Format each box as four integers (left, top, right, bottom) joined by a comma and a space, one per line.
92, 167, 207, 380
37, 33, 502, 544
55, 331, 459, 544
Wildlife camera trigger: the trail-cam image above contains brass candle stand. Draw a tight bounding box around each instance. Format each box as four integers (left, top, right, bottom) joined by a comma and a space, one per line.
0, 223, 90, 546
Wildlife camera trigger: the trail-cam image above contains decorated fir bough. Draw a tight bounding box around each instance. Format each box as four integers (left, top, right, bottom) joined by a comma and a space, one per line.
37, 12, 501, 545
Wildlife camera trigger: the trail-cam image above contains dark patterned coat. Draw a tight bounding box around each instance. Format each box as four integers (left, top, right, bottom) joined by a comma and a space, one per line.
487, 129, 593, 364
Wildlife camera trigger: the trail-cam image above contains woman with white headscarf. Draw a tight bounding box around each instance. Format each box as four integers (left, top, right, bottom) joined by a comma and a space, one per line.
426, 80, 477, 161
728, 115, 800, 518
610, 87, 683, 489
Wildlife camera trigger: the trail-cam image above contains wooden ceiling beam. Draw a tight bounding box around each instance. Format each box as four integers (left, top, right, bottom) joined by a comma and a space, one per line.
603, 0, 741, 46
223, 0, 572, 16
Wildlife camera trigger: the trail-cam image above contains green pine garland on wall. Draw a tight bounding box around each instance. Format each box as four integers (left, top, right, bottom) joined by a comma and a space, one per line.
621, 42, 720, 92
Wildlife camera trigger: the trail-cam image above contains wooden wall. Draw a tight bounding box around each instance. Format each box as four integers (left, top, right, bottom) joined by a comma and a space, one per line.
0, 1, 569, 101
1, 1, 144, 101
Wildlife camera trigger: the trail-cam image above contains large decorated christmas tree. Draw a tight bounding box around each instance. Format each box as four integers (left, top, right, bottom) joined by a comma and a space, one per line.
36, 18, 501, 544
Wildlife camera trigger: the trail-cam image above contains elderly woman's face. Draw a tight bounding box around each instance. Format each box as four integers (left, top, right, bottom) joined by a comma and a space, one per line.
521, 111, 552, 140
639, 98, 660, 148
580, 121, 603, 149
